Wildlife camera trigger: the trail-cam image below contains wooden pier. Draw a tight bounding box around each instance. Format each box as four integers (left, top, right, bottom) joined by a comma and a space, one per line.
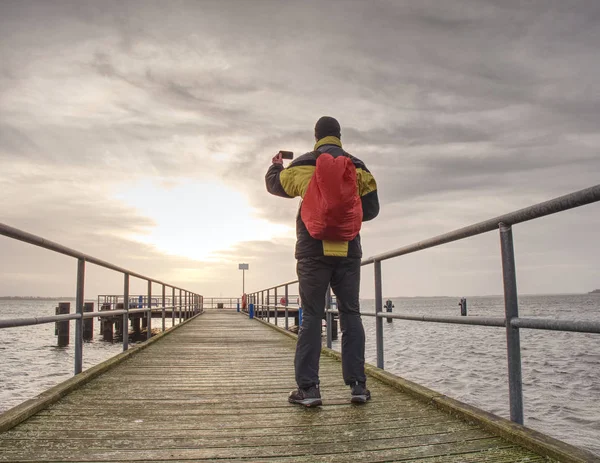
0, 310, 595, 462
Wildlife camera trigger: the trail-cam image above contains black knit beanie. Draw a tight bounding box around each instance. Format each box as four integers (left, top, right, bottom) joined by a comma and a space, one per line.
314, 116, 341, 140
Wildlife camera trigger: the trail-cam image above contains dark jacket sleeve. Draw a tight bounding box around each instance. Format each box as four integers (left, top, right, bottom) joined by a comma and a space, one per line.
355, 158, 380, 222
265, 164, 292, 198
361, 189, 380, 221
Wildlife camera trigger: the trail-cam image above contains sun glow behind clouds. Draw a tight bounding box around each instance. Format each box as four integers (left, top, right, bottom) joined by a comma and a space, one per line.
114, 179, 291, 260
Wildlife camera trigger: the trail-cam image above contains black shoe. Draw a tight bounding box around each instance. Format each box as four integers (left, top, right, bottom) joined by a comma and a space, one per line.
351, 381, 371, 404
288, 385, 322, 407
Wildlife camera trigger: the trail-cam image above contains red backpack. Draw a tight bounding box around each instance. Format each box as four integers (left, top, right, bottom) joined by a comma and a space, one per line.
301, 152, 363, 241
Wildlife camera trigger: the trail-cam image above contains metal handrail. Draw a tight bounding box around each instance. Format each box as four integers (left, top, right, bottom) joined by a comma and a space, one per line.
247, 184, 600, 425
0, 222, 204, 375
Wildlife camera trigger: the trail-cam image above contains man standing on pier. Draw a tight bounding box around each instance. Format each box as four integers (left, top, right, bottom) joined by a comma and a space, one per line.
265, 116, 380, 406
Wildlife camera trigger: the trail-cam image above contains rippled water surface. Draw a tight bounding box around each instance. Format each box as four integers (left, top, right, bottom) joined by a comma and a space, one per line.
1, 295, 599, 456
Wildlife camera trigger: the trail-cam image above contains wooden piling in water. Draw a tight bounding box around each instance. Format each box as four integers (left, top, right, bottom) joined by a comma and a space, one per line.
99, 303, 110, 334
132, 316, 141, 336
100, 304, 113, 342
55, 302, 70, 347
83, 302, 93, 341
115, 303, 124, 340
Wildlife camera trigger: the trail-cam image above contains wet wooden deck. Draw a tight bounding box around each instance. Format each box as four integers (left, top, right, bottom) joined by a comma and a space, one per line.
0, 310, 547, 462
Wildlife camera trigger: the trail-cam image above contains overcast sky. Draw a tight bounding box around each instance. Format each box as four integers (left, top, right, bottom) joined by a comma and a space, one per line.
1, 0, 599, 300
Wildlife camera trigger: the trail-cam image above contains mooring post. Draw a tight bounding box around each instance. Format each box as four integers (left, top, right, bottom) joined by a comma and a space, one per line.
115, 303, 124, 340
332, 316, 338, 340
102, 303, 114, 343
55, 302, 70, 347
100, 303, 110, 334
132, 316, 141, 337
459, 297, 468, 316
83, 302, 94, 341
249, 302, 254, 319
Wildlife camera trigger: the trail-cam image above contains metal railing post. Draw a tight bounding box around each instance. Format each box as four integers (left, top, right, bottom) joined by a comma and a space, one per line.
147, 281, 152, 340
123, 274, 129, 351
74, 258, 85, 375
499, 223, 524, 425
274, 287, 278, 327
267, 289, 270, 323
162, 285, 166, 331
285, 284, 289, 330
326, 285, 332, 349
172, 287, 176, 326
261, 291, 264, 319
179, 288, 182, 323
374, 260, 384, 369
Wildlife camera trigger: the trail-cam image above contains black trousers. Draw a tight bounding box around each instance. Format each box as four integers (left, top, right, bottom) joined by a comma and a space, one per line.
295, 256, 366, 388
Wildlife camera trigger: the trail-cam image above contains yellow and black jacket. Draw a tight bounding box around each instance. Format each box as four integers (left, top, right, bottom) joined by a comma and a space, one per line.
265, 137, 379, 259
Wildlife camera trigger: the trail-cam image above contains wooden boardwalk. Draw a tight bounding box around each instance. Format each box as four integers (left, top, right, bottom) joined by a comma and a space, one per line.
0, 310, 549, 462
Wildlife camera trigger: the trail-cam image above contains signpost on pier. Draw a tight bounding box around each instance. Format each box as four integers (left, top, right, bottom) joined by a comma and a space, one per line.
238, 263, 249, 295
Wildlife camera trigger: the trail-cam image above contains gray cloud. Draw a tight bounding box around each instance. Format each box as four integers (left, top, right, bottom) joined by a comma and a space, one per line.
1, 0, 599, 298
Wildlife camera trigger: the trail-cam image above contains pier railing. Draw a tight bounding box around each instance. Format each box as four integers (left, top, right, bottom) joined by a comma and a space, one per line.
202, 297, 240, 309
0, 223, 203, 376
248, 184, 600, 425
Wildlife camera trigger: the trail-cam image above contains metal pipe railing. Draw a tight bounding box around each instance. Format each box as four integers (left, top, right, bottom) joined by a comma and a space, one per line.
248, 184, 600, 426
201, 298, 241, 309
0, 305, 191, 329
0, 222, 203, 376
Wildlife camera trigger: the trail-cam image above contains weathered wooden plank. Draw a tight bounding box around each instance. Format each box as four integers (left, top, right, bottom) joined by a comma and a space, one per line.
0, 434, 509, 461
0, 422, 479, 450
0, 419, 465, 443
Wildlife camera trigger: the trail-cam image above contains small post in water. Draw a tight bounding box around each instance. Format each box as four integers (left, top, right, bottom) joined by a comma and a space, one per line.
83, 302, 94, 341
55, 302, 70, 347
459, 297, 467, 316
102, 305, 114, 343
385, 299, 394, 323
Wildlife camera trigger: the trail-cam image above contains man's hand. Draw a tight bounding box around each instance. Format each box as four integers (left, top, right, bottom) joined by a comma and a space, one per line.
272, 152, 283, 166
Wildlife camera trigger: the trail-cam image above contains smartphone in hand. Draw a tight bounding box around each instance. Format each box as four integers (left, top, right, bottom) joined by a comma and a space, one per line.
279, 151, 294, 160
